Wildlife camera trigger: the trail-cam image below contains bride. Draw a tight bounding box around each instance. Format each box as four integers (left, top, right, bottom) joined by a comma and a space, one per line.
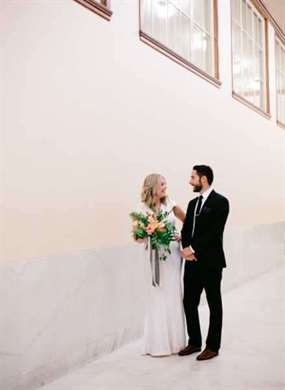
135, 173, 186, 356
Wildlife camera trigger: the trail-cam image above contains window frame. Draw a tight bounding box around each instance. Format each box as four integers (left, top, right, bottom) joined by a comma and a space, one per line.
230, 0, 271, 119
139, 0, 221, 88
275, 33, 285, 129
74, 0, 112, 21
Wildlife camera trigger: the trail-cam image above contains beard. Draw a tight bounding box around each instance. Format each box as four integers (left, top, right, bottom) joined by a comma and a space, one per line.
193, 184, 202, 192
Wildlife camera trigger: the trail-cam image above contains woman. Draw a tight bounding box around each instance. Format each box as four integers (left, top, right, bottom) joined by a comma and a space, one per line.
135, 173, 186, 356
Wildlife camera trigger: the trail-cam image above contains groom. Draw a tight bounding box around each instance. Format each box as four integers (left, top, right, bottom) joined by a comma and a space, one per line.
179, 165, 229, 360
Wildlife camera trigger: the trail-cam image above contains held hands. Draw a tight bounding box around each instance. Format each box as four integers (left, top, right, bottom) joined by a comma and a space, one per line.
181, 247, 197, 262
175, 234, 181, 242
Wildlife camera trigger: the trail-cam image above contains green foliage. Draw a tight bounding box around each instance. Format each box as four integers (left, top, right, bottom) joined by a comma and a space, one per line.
130, 210, 178, 261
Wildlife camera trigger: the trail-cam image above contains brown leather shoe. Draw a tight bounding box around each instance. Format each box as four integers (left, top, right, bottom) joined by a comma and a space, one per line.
178, 345, 201, 356
196, 348, 218, 361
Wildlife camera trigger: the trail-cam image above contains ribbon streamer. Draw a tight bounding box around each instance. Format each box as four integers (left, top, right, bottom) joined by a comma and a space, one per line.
148, 237, 160, 287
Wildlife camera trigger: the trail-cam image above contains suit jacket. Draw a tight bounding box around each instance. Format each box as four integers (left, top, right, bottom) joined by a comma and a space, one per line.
181, 190, 229, 268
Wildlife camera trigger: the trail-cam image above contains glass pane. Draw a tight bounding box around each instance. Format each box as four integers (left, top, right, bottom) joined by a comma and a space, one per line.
277, 92, 281, 120
258, 49, 265, 109
167, 3, 191, 59
281, 46, 285, 72
232, 22, 242, 93
232, 0, 241, 23
254, 13, 259, 45
254, 15, 263, 47
278, 74, 285, 122
275, 38, 285, 123
190, 25, 210, 72
176, 0, 191, 15
241, 32, 249, 100
166, 2, 180, 50
276, 71, 280, 97
257, 48, 264, 84
242, 0, 246, 28
253, 47, 261, 107
203, 34, 212, 74
275, 41, 280, 71
277, 68, 285, 123
141, 0, 153, 36
192, 0, 211, 33
280, 75, 283, 102
151, 0, 168, 43
246, 3, 253, 36
280, 75, 285, 124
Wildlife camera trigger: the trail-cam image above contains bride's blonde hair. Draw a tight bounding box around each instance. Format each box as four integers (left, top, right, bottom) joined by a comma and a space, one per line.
141, 173, 167, 212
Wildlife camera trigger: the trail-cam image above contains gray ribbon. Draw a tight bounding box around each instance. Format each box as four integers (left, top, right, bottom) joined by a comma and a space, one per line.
148, 237, 160, 287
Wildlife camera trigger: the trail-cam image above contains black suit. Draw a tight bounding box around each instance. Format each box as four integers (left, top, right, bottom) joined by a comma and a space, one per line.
181, 190, 229, 352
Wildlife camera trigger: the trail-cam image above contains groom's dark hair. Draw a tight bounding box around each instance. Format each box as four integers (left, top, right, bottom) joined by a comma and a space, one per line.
193, 165, 214, 185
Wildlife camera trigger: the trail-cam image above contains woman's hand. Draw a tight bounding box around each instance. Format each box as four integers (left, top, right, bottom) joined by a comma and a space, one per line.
175, 234, 181, 242
181, 247, 197, 261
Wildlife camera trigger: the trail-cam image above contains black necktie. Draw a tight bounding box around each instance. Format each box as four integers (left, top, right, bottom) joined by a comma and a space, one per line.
196, 195, 203, 215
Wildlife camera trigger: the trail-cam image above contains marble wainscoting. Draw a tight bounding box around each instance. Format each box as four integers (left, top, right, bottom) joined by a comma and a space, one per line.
0, 245, 147, 390
0, 221, 284, 390
222, 221, 285, 291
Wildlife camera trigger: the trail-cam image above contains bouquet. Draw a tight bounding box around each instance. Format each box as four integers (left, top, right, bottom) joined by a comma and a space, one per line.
130, 210, 177, 261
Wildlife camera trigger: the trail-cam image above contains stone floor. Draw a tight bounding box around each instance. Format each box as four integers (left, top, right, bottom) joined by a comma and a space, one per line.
41, 265, 285, 390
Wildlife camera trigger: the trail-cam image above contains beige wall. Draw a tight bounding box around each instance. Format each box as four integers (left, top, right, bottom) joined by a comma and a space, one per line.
1, 3, 285, 388
1, 0, 285, 262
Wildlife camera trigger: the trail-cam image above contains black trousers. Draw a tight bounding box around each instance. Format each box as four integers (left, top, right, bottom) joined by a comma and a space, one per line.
183, 264, 223, 352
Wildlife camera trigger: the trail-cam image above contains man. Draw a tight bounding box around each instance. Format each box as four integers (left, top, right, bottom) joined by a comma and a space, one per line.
179, 165, 229, 360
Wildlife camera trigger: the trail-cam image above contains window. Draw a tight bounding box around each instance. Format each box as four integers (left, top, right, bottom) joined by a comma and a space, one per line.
74, 0, 112, 21
231, 0, 269, 115
275, 37, 285, 128
140, 0, 220, 86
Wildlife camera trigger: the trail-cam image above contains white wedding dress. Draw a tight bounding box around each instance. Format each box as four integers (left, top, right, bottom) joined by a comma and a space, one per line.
139, 199, 186, 356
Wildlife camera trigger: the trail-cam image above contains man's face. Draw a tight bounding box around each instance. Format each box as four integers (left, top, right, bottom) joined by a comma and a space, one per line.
189, 170, 202, 192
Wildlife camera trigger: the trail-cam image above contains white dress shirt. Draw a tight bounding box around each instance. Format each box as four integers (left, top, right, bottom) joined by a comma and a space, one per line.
189, 187, 213, 254
200, 186, 213, 210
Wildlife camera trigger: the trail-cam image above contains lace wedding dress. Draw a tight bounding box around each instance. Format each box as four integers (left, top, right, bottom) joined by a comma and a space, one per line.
139, 199, 186, 356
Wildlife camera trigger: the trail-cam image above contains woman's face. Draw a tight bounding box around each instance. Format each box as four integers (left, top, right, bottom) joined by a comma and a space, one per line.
156, 176, 167, 199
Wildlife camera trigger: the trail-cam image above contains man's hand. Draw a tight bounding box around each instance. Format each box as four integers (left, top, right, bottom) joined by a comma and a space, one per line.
184, 254, 197, 261
181, 247, 197, 261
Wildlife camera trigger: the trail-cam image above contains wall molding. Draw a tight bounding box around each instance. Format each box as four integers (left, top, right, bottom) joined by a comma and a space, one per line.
74, 0, 112, 21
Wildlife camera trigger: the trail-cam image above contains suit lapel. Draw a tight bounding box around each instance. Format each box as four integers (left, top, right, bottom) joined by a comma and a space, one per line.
200, 190, 216, 215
